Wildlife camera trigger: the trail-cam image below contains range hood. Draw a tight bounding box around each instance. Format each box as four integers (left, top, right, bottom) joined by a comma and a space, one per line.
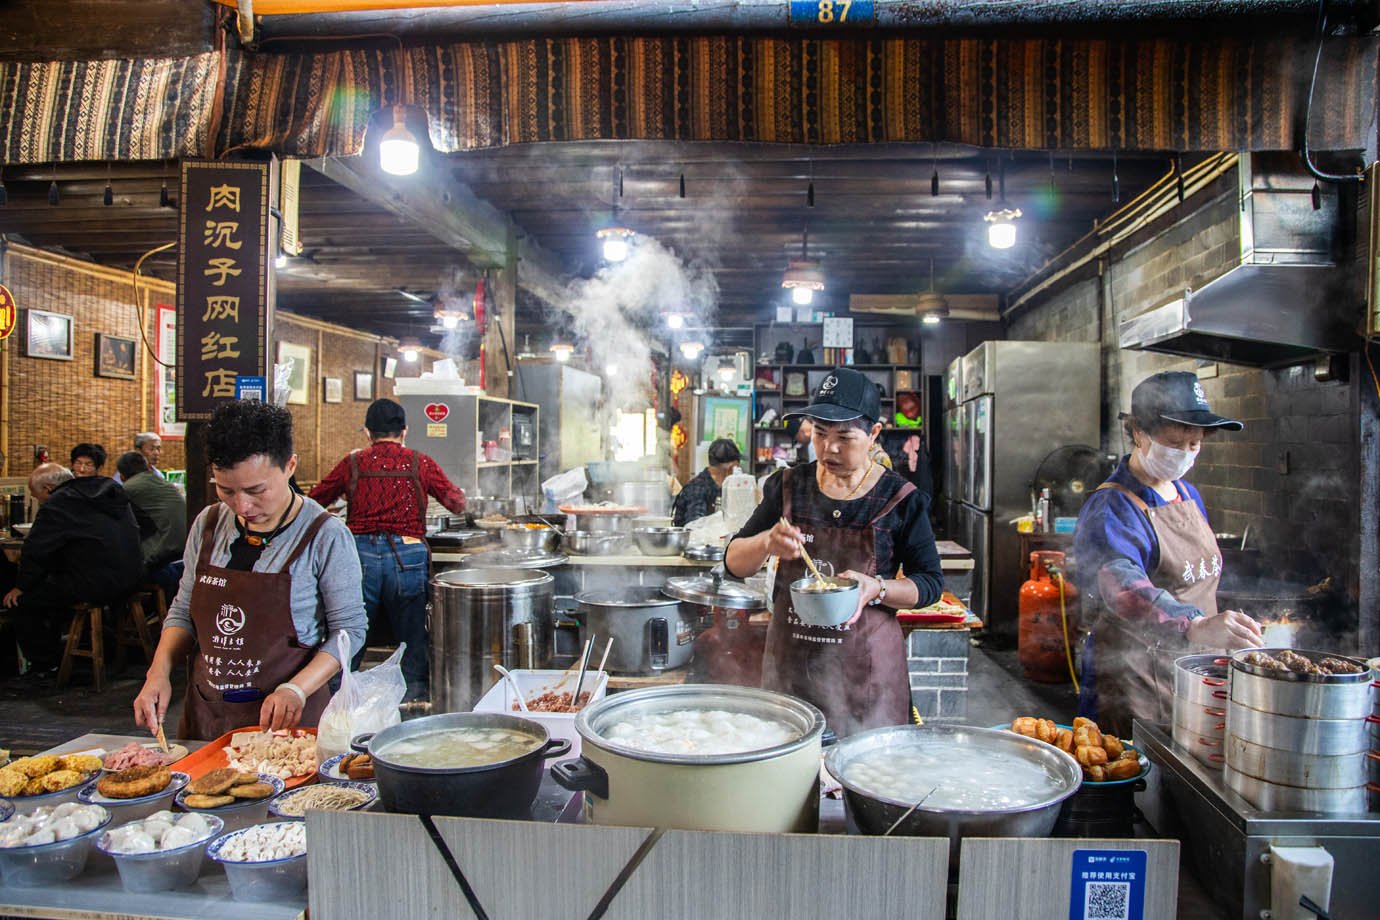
1120, 153, 1355, 368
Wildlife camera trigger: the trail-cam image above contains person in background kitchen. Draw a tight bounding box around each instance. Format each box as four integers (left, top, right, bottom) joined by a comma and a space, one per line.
133, 400, 366, 741
68, 442, 108, 478
1073, 371, 1263, 738
309, 398, 467, 702
672, 438, 743, 526
725, 367, 944, 737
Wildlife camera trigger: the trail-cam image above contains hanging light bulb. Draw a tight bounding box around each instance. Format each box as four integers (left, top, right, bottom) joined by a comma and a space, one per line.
984, 208, 1021, 249
441, 314, 460, 330
791, 286, 815, 306
679, 340, 705, 360
921, 313, 943, 326
781, 260, 825, 304
103, 170, 113, 206
596, 226, 634, 262
402, 342, 420, 362
605, 362, 619, 375
0, 168, 8, 208
275, 252, 289, 269
666, 312, 686, 330
379, 105, 420, 176
550, 342, 575, 362
159, 176, 171, 209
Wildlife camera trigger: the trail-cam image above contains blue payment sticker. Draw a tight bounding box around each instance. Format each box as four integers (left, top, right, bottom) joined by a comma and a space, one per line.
1070, 849, 1146, 920
235, 375, 266, 401
789, 0, 875, 26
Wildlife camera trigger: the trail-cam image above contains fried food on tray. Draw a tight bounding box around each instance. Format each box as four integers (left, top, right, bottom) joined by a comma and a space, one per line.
184, 793, 236, 809
39, 769, 85, 793
11, 755, 59, 778
230, 772, 259, 787
1010, 714, 1140, 783
58, 754, 103, 774
22, 778, 45, 796
0, 769, 28, 797
97, 764, 171, 800
229, 781, 275, 800
188, 767, 239, 796
339, 753, 375, 780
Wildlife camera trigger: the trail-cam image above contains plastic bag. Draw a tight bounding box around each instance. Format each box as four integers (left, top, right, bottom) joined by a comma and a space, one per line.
316, 632, 406, 763
541, 466, 588, 512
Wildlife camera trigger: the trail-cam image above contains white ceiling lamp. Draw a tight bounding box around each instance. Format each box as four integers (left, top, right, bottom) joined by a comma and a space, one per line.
550, 341, 575, 362
605, 362, 619, 375
983, 159, 1021, 249
433, 299, 469, 331
666, 312, 686, 329
679, 340, 705, 360
379, 105, 420, 177
596, 226, 634, 262
916, 258, 949, 325
781, 228, 825, 306
400, 338, 421, 362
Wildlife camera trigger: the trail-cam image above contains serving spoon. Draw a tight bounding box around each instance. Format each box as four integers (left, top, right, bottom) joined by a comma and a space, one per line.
493, 664, 530, 713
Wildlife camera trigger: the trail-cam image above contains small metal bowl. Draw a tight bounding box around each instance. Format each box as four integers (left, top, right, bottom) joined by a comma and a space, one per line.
789, 575, 860, 626
500, 525, 560, 553
631, 526, 691, 556
562, 531, 630, 556
683, 544, 726, 562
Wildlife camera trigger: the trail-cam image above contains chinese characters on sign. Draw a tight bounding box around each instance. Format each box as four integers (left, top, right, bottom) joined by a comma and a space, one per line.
177, 160, 273, 420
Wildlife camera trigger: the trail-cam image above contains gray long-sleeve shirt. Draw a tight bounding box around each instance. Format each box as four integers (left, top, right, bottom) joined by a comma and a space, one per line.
164, 497, 366, 665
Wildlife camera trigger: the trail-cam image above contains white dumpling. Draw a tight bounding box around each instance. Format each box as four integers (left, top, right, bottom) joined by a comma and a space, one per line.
117, 831, 157, 854
175, 813, 212, 837
142, 820, 173, 845
25, 827, 56, 846
159, 826, 198, 851
146, 809, 177, 824
50, 802, 79, 819
69, 807, 101, 833
48, 818, 80, 841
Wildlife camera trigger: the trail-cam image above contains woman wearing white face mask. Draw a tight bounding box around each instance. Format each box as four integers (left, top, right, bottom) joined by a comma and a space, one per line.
1073, 371, 1263, 738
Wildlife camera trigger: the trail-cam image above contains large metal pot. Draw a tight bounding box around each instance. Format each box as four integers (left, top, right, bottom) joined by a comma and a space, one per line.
500, 524, 560, 553
551, 685, 825, 833
825, 725, 1081, 867
1172, 654, 1230, 709
429, 568, 555, 712
574, 587, 694, 674
562, 531, 629, 556
1229, 649, 1375, 721
352, 712, 570, 818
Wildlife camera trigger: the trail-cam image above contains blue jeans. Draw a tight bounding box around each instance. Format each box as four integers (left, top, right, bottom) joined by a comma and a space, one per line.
353, 534, 430, 696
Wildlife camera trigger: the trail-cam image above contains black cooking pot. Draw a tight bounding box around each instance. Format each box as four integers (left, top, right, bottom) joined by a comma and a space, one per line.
352, 712, 570, 818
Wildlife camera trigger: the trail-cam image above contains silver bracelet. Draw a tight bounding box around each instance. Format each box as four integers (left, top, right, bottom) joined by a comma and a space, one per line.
277, 681, 308, 707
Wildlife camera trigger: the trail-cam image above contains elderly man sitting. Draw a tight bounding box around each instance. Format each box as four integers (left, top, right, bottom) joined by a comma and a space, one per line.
116, 450, 187, 596
2, 463, 143, 673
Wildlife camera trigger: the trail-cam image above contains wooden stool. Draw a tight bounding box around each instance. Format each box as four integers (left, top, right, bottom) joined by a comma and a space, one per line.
114, 591, 159, 672
57, 602, 106, 692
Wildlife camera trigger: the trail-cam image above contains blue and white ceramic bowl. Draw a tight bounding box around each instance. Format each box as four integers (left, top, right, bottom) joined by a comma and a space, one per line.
207, 821, 308, 902
79, 772, 190, 823
269, 780, 377, 819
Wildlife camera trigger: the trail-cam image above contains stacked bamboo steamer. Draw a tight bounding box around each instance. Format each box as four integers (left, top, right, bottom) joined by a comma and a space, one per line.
1223, 648, 1374, 813
1369, 658, 1380, 810
1171, 654, 1229, 769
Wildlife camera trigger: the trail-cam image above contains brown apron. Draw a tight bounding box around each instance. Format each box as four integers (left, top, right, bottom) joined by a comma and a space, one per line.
763, 467, 916, 738
1091, 481, 1221, 738
347, 447, 430, 563
178, 504, 334, 741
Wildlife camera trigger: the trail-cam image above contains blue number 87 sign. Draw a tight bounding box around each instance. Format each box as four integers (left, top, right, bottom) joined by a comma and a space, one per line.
789, 0, 875, 26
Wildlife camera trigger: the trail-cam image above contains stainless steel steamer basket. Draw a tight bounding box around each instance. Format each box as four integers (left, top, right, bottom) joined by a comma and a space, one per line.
1173, 654, 1230, 708
1229, 650, 1375, 721
1223, 763, 1369, 814
1171, 722, 1224, 768
1173, 701, 1226, 739
1224, 733, 1369, 788
1225, 704, 1370, 757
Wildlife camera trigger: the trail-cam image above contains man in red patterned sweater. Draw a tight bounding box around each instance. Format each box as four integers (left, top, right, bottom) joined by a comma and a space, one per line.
310, 399, 466, 701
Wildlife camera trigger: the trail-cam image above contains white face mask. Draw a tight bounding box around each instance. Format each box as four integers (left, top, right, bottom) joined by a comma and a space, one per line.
1138, 438, 1198, 482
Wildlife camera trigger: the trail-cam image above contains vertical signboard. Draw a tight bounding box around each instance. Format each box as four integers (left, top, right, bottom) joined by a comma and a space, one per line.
176, 160, 274, 420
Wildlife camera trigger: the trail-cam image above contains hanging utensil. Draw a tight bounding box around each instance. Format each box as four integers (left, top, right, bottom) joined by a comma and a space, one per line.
783, 517, 829, 587
493, 664, 530, 713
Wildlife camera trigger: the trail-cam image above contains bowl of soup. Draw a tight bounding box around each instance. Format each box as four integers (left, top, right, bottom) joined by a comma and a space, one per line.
789, 575, 861, 627
351, 713, 571, 819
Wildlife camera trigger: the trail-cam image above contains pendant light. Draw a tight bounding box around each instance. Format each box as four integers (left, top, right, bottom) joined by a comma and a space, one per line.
983, 159, 1021, 250
380, 105, 420, 176
597, 166, 634, 262
400, 338, 421, 363
550, 341, 575, 362
916, 258, 948, 325
679, 340, 705, 360
781, 228, 825, 306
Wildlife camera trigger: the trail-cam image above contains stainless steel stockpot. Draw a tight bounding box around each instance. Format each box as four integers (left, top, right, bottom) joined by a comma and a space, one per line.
1172, 654, 1230, 709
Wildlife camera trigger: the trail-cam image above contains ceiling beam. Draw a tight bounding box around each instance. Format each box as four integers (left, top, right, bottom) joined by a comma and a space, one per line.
307, 156, 570, 310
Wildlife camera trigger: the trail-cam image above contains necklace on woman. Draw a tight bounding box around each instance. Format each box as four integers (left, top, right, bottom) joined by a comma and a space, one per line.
821, 462, 875, 518
239, 493, 298, 547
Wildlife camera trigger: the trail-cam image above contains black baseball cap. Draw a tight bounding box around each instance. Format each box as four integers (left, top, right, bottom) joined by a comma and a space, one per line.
1130, 371, 1242, 431
784, 367, 881, 424
364, 398, 407, 434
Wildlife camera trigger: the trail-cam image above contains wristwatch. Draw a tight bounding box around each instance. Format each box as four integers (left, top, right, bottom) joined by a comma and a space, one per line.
869, 577, 887, 607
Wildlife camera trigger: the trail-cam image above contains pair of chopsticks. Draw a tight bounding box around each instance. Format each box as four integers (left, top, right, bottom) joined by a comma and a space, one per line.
780, 517, 829, 587
557, 637, 614, 704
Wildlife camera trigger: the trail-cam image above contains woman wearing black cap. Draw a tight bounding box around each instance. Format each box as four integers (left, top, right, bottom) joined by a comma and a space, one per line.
725, 367, 943, 737
672, 438, 743, 526
1073, 371, 1262, 738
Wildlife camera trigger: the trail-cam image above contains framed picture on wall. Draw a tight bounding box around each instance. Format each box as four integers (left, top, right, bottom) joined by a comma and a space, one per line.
323, 377, 343, 403
24, 309, 74, 361
354, 371, 374, 401
382, 356, 398, 379
95, 333, 137, 379
277, 341, 312, 405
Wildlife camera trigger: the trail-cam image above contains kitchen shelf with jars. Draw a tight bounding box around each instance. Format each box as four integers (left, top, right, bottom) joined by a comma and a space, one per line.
751, 323, 925, 474
396, 391, 541, 502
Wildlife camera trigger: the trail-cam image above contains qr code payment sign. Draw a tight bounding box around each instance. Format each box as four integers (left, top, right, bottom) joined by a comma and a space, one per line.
1084, 881, 1131, 920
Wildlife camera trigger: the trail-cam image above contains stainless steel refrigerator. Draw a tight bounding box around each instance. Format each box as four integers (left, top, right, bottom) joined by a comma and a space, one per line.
941, 355, 965, 541
955, 341, 1100, 639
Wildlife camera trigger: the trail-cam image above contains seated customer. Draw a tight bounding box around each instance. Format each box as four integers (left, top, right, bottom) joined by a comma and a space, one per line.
116, 450, 187, 596
69, 443, 108, 478
672, 438, 742, 526
1, 463, 143, 672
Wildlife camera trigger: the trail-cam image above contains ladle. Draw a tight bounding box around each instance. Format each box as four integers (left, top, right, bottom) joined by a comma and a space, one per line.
493, 664, 530, 713
782, 517, 829, 587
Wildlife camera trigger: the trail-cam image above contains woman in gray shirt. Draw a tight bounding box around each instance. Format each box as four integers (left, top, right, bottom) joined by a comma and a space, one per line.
133, 401, 366, 740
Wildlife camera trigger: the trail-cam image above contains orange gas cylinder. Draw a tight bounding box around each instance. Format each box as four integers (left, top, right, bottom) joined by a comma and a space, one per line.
1019, 550, 1079, 683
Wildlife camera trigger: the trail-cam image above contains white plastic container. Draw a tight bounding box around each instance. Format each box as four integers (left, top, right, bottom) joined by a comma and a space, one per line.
473, 669, 610, 764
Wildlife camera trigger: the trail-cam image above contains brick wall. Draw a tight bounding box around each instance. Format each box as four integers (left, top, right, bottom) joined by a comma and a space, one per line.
907, 628, 970, 721
0, 243, 420, 488
1009, 184, 1362, 604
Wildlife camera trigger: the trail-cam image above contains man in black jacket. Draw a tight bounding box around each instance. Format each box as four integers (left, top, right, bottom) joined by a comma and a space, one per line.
2, 463, 143, 672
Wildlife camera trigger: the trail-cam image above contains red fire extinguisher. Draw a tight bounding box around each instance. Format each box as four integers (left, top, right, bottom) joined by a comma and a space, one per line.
1019, 550, 1080, 684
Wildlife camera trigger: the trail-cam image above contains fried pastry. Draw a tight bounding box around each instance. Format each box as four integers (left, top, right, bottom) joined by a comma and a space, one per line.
11, 755, 59, 778
58, 754, 103, 774
228, 781, 275, 800
1105, 758, 1142, 781
188, 767, 239, 796
1054, 727, 1075, 753
39, 769, 85, 793
21, 778, 46, 796
184, 793, 235, 809
1075, 744, 1108, 767
1102, 735, 1125, 759
230, 771, 259, 786
0, 769, 28, 797
97, 765, 171, 800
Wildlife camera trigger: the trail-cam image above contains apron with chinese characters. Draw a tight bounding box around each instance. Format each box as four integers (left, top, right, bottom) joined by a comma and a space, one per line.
1091, 481, 1221, 739
763, 467, 916, 738
179, 505, 333, 741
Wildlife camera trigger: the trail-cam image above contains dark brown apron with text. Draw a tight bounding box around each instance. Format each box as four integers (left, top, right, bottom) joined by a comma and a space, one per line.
348, 447, 430, 565
1092, 482, 1221, 738
178, 505, 333, 741
763, 468, 916, 738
